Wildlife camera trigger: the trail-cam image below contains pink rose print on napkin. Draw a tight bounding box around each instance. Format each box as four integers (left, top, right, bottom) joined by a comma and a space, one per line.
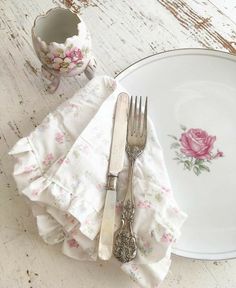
161, 232, 174, 244
31, 189, 40, 197
137, 200, 151, 209
169, 125, 224, 175
22, 165, 35, 174
43, 153, 54, 166
67, 238, 79, 248
138, 237, 153, 256
58, 157, 70, 165
55, 132, 65, 144
115, 201, 123, 215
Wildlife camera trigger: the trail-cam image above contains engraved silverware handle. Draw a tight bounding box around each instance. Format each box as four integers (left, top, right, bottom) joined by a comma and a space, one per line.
113, 96, 147, 263
113, 160, 137, 263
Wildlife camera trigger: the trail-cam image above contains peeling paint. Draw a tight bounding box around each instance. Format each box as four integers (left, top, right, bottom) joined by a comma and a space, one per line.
25, 60, 38, 75
159, 0, 236, 53
7, 121, 23, 138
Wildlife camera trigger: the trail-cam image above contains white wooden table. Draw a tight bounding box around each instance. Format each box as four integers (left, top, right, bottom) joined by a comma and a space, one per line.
1, 0, 236, 287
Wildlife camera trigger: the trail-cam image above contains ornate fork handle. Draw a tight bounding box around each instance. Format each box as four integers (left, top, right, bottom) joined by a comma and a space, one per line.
113, 96, 147, 263
113, 159, 137, 263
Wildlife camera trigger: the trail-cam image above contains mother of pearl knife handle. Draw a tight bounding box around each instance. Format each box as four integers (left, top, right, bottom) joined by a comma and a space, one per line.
98, 189, 117, 260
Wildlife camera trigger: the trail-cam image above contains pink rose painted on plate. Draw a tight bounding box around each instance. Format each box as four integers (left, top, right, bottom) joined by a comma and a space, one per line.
180, 128, 216, 160
169, 125, 224, 175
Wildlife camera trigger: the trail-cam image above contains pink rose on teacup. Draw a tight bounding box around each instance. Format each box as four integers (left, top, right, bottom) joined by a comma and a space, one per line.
180, 128, 216, 160
66, 47, 83, 62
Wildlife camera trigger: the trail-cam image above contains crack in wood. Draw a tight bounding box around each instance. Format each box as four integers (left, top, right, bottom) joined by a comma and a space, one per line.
7, 121, 23, 139
25, 60, 38, 76
0, 130, 10, 148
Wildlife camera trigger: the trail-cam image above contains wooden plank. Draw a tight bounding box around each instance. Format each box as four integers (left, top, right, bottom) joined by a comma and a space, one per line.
158, 0, 236, 53
210, 0, 236, 23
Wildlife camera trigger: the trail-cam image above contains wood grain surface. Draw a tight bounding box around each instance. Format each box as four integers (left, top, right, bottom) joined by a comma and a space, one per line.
0, 0, 236, 287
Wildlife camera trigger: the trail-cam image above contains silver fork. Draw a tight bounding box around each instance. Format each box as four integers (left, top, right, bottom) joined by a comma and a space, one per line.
113, 96, 148, 263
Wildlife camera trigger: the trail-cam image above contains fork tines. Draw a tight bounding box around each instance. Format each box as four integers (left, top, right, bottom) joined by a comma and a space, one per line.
128, 96, 147, 139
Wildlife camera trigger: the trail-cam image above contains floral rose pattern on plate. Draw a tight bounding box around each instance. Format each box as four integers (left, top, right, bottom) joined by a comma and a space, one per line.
168, 125, 224, 175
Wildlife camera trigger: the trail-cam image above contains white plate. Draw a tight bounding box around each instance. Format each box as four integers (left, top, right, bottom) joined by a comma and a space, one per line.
116, 49, 236, 260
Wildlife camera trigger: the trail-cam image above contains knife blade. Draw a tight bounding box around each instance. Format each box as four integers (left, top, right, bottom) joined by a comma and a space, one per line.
98, 92, 129, 261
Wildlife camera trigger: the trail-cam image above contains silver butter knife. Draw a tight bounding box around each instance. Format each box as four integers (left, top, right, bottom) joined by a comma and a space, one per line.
98, 92, 129, 261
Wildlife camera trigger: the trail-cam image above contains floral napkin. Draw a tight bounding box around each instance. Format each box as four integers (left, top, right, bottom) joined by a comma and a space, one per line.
9, 76, 186, 288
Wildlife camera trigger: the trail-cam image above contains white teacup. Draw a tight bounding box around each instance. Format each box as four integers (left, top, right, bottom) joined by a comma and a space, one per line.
32, 7, 96, 93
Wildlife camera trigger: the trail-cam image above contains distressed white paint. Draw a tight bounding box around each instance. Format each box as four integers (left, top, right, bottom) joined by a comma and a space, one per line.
0, 0, 236, 287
